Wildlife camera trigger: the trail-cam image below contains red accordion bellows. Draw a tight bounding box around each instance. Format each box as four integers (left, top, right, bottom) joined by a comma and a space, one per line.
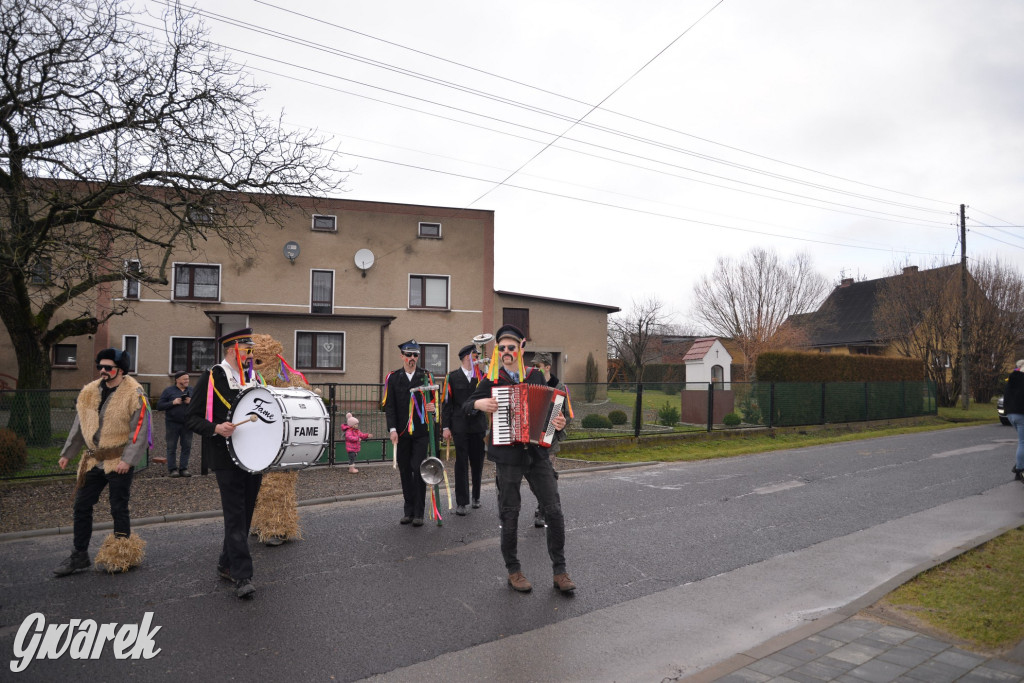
492, 384, 566, 447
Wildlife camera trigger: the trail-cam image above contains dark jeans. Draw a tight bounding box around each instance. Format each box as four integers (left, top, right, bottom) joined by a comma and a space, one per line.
453, 431, 485, 505
165, 420, 193, 470
215, 468, 263, 580
73, 465, 134, 552
495, 456, 566, 575
395, 436, 427, 518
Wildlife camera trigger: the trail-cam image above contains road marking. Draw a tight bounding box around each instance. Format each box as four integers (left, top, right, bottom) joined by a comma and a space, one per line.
930, 444, 1002, 459
753, 480, 805, 495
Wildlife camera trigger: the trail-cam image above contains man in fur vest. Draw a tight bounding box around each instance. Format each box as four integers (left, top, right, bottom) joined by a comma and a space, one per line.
54, 348, 153, 576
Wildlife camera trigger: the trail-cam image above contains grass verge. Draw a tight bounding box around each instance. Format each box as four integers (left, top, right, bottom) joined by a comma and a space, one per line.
877, 527, 1024, 652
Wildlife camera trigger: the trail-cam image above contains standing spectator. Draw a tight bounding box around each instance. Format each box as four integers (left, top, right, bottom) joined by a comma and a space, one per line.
383, 340, 435, 527
1005, 359, 1024, 483
53, 348, 152, 576
157, 371, 193, 477
342, 412, 373, 473
442, 344, 488, 515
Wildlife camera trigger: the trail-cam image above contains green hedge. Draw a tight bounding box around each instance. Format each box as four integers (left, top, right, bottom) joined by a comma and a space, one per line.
756, 351, 925, 383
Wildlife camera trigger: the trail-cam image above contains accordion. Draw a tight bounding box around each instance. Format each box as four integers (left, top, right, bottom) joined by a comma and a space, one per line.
492, 384, 566, 447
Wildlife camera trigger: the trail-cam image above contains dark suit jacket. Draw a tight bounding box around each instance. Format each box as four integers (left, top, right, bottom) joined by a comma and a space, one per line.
465, 367, 555, 465
185, 365, 243, 471
384, 367, 434, 439
442, 368, 488, 434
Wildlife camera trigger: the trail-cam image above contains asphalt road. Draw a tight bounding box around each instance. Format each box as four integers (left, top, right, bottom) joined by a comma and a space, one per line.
1, 424, 1021, 681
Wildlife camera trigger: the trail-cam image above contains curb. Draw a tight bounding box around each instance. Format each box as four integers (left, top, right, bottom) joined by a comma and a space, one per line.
0, 461, 655, 544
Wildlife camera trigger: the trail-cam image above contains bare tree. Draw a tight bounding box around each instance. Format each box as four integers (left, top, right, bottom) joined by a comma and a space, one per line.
968, 258, 1024, 402
0, 0, 346, 407
607, 296, 674, 382
690, 248, 828, 373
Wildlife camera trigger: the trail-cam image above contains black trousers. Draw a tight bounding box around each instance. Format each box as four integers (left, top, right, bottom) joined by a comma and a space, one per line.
495, 457, 566, 575
453, 431, 485, 506
73, 465, 134, 552
215, 468, 263, 580
395, 436, 427, 518
164, 420, 193, 470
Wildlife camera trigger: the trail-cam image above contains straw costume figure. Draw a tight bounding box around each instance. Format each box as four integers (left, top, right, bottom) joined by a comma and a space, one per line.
247, 334, 308, 546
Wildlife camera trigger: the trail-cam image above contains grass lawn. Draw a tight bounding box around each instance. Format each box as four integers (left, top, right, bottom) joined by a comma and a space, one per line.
880, 527, 1024, 652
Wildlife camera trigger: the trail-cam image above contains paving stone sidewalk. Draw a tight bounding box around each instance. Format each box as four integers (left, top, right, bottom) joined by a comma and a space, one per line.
692, 616, 1024, 683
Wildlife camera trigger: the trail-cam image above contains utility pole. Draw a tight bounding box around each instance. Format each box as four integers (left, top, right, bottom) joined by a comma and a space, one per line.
960, 203, 970, 410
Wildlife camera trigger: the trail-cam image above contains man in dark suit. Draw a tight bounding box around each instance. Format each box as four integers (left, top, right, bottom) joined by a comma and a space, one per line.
384, 340, 435, 527
157, 371, 193, 477
466, 325, 573, 594
442, 344, 488, 515
186, 328, 262, 599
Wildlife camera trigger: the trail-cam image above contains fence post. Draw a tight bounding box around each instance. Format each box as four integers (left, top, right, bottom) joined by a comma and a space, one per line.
820, 382, 826, 425
634, 383, 643, 439
707, 382, 714, 432
328, 384, 337, 466
768, 383, 775, 429
900, 381, 906, 417
864, 382, 869, 421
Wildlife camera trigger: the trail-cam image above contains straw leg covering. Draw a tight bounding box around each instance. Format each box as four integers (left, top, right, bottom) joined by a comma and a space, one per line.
94, 533, 146, 573
250, 470, 302, 542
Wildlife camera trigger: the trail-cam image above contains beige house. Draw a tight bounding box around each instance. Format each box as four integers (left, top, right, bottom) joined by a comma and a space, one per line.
4, 193, 615, 392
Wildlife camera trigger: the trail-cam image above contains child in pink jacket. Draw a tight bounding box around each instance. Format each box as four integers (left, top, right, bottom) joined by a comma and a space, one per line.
341, 413, 372, 473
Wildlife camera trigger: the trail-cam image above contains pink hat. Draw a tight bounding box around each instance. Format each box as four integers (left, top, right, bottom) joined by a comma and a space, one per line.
346, 412, 359, 427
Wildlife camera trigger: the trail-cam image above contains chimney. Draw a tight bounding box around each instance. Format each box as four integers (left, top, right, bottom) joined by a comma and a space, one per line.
902, 266, 919, 275
840, 278, 854, 288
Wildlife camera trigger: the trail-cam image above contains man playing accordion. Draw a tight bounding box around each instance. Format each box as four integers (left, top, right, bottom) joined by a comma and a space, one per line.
466, 324, 574, 594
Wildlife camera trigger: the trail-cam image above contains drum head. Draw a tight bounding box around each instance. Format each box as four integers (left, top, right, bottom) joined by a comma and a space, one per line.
228, 386, 285, 472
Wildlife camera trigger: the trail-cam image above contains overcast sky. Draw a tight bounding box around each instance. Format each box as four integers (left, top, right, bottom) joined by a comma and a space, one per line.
143, 0, 1024, 328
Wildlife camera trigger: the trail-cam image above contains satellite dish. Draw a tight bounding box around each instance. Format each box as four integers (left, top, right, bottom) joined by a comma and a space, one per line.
283, 241, 300, 263
354, 248, 375, 277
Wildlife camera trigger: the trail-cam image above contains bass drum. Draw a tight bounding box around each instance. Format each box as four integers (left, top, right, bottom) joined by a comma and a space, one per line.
227, 385, 329, 473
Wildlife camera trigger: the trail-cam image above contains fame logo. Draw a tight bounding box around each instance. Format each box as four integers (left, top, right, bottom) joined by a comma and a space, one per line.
245, 397, 277, 424
10, 612, 161, 673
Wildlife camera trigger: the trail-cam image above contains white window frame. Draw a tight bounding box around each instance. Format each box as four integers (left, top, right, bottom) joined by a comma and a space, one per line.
171, 262, 222, 302
169, 336, 219, 374
310, 269, 335, 314
418, 343, 449, 377
418, 222, 442, 239
408, 274, 450, 310
311, 214, 337, 232
295, 330, 346, 372
123, 259, 141, 299
122, 335, 139, 374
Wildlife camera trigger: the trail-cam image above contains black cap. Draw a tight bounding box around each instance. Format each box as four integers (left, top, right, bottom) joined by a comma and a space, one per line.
218, 328, 254, 347
458, 344, 476, 359
398, 339, 420, 352
495, 324, 525, 343
173, 370, 189, 381
96, 348, 131, 372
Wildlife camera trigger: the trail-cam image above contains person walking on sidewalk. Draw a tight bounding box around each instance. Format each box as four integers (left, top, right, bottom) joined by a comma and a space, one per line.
157, 371, 193, 477
1005, 359, 1024, 483
466, 324, 574, 594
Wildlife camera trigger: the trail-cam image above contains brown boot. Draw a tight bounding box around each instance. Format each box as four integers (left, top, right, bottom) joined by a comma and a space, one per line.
553, 572, 576, 593
507, 571, 532, 593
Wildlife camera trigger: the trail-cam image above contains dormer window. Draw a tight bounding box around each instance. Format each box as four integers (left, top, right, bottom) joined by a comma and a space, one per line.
312, 214, 337, 232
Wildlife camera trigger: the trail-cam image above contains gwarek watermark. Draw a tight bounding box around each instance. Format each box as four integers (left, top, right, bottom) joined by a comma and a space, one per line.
10, 612, 161, 673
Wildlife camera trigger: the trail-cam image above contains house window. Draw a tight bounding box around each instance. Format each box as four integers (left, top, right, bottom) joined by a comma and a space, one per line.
409, 275, 449, 309
418, 222, 442, 238
419, 344, 448, 376
123, 335, 138, 373
311, 214, 337, 232
29, 258, 52, 285
296, 331, 344, 370
502, 307, 531, 340
311, 270, 334, 314
171, 338, 218, 373
187, 207, 213, 225
124, 259, 141, 300
173, 264, 220, 301
53, 344, 77, 367
933, 351, 952, 369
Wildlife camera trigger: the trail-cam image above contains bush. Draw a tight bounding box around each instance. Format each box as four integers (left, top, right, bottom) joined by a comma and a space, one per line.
723, 412, 741, 427
581, 413, 613, 429
607, 409, 627, 425
0, 428, 28, 476
657, 401, 680, 426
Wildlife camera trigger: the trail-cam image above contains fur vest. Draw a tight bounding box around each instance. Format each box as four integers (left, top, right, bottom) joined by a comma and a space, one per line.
76, 376, 144, 477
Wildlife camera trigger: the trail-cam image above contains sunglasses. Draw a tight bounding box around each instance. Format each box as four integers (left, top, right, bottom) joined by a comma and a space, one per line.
96, 364, 117, 371
402, 352, 419, 358
497, 345, 519, 352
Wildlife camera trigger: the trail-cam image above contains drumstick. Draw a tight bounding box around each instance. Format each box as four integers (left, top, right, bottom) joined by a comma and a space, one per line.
231, 415, 258, 427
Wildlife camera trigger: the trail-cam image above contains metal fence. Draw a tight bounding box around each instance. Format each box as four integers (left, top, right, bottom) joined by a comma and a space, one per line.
0, 379, 937, 479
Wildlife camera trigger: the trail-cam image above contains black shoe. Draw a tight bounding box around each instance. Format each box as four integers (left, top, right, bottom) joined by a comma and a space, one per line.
263, 536, 285, 547
235, 578, 256, 599
1015, 470, 1024, 483
53, 550, 91, 577
455, 505, 467, 516
217, 565, 233, 581
471, 499, 481, 509
400, 516, 413, 525
534, 511, 546, 528
168, 469, 180, 478
179, 469, 191, 477
412, 517, 424, 527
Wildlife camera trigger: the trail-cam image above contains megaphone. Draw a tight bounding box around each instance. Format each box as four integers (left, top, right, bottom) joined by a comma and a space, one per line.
419, 456, 445, 485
